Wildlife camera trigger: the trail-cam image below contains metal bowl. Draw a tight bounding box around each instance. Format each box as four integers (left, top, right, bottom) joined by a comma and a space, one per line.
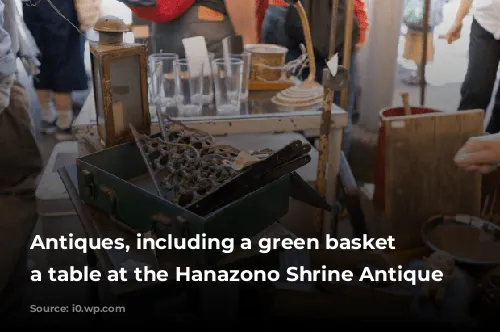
422, 215, 500, 266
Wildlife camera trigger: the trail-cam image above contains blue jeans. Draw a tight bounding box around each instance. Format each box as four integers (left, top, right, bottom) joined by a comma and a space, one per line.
261, 6, 301, 63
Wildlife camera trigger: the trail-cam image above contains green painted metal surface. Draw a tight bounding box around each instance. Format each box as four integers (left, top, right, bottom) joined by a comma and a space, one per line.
76, 139, 292, 263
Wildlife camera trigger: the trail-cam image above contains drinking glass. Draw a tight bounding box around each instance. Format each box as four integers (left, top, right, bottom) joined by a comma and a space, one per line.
202, 52, 215, 104
148, 53, 178, 108
174, 59, 204, 116
212, 58, 243, 115
231, 52, 251, 101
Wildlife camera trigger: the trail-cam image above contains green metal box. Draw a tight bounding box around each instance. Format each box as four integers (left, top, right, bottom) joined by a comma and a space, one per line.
76, 138, 293, 263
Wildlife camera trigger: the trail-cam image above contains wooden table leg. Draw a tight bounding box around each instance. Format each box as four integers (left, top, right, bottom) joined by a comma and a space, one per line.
323, 127, 343, 238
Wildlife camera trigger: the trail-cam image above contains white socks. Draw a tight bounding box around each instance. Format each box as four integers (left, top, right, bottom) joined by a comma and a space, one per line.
56, 109, 74, 130
41, 102, 73, 130
41, 102, 57, 122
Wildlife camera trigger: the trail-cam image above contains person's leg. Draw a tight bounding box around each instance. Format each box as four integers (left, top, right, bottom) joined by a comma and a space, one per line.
36, 89, 56, 134
458, 19, 500, 113
53, 92, 74, 139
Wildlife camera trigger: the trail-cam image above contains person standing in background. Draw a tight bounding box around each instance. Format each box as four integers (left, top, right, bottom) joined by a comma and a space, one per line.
444, 0, 500, 134
23, 0, 94, 140
0, 0, 42, 314
127, 0, 257, 56
262, 0, 369, 154
256, 0, 269, 43
401, 0, 445, 86
261, 0, 299, 62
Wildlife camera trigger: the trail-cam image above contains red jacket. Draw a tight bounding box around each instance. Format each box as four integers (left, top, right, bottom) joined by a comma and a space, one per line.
129, 0, 195, 23
354, 0, 369, 46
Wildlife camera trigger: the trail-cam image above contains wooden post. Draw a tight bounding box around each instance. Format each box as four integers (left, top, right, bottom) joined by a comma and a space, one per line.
339, 0, 355, 110
315, 0, 340, 238
420, 0, 431, 106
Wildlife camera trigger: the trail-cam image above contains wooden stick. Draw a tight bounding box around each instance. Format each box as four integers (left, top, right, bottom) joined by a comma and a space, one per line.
295, 1, 316, 84
420, 0, 431, 106
339, 0, 355, 110
401, 92, 412, 116
314, 0, 340, 238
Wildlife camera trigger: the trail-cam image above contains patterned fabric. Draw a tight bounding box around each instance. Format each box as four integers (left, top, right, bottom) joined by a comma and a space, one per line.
269, 0, 288, 6
403, 0, 445, 31
354, 0, 369, 46
74, 0, 101, 31
129, 0, 195, 23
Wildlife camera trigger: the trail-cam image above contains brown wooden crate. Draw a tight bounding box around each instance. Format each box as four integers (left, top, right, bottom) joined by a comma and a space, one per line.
383, 110, 484, 249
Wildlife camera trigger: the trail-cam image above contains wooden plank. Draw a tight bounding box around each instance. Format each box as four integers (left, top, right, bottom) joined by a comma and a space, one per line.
248, 80, 294, 91
384, 110, 483, 249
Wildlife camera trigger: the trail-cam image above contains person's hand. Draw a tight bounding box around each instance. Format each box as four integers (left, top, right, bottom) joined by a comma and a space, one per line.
454, 134, 500, 174
443, 21, 463, 44
355, 43, 363, 52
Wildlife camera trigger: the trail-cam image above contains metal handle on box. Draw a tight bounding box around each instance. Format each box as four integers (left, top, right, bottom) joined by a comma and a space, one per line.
100, 186, 118, 220
81, 170, 97, 200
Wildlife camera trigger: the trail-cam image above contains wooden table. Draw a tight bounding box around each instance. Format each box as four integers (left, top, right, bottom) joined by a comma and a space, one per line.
73, 90, 348, 236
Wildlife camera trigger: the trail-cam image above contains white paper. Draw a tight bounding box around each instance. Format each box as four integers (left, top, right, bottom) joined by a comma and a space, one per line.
222, 37, 232, 77
182, 36, 211, 77
326, 53, 339, 76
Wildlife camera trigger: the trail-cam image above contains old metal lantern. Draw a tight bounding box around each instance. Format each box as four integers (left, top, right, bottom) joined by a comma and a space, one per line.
90, 16, 150, 147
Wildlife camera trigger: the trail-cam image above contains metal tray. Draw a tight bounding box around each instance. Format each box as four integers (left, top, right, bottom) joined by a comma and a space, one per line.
422, 215, 500, 266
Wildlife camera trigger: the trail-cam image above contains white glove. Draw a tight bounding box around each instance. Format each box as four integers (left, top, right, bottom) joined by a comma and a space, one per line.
454, 133, 500, 174
0, 74, 14, 113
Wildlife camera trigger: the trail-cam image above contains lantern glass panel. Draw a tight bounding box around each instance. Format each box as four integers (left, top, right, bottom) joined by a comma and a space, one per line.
109, 56, 144, 137
91, 54, 106, 142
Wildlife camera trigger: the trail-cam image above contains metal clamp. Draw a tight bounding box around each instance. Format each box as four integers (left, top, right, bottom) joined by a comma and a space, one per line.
322, 66, 350, 90
81, 170, 97, 200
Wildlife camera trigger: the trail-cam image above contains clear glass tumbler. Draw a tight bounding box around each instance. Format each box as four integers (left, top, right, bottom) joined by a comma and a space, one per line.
212, 58, 243, 115
231, 52, 251, 101
148, 53, 179, 108
174, 59, 204, 116
202, 52, 215, 104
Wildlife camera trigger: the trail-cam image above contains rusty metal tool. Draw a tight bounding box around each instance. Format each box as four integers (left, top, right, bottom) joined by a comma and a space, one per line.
314, 0, 341, 238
